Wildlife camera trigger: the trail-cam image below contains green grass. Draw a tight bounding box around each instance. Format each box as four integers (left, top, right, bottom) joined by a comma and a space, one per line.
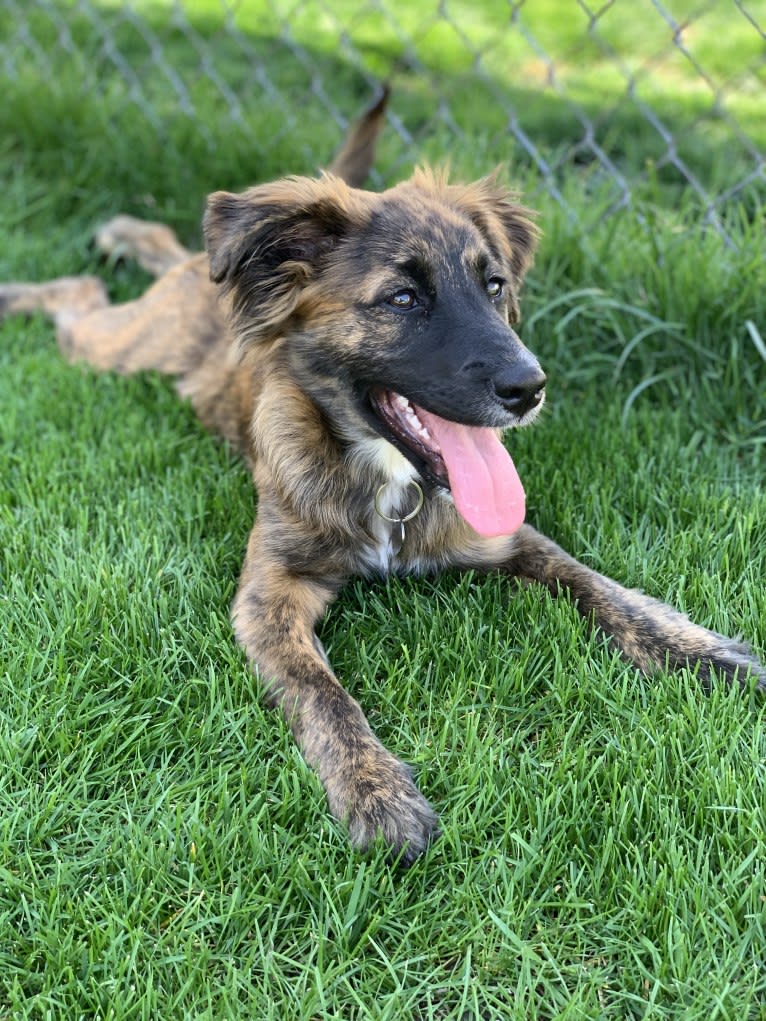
2, 2, 766, 1018
1, 0, 764, 232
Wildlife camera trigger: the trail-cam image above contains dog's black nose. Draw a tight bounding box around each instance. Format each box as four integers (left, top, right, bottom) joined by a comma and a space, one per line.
493, 365, 546, 416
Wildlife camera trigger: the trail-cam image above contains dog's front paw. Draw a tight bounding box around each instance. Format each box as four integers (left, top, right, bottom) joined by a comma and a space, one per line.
327, 753, 439, 866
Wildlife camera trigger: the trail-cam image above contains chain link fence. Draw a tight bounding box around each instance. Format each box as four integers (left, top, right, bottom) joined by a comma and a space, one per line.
3, 1, 764, 240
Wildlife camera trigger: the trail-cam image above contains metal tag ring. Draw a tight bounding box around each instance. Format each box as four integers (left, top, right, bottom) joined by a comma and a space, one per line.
373, 480, 424, 524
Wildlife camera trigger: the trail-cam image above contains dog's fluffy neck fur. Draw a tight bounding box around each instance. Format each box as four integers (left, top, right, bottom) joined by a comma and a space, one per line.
351, 434, 421, 574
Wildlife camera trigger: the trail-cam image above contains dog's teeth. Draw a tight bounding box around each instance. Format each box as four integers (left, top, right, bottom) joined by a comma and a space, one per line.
390, 391, 439, 451
412, 416, 434, 445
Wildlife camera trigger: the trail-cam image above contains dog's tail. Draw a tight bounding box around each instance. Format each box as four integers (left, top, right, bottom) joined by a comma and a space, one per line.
326, 85, 389, 187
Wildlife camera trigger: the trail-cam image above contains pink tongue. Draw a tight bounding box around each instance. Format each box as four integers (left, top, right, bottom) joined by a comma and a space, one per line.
415, 407, 526, 537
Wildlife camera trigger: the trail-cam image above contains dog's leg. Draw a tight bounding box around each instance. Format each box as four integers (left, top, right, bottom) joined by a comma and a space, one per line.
233, 522, 439, 864
0, 276, 109, 323
0, 214, 191, 328
478, 525, 765, 688
93, 215, 192, 278
0, 274, 125, 368
0, 254, 223, 377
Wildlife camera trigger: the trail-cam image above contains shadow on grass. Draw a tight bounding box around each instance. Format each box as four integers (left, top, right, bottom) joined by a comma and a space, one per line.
1, 0, 763, 234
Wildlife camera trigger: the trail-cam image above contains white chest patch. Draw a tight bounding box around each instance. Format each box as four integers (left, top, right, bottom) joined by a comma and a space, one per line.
353, 437, 420, 575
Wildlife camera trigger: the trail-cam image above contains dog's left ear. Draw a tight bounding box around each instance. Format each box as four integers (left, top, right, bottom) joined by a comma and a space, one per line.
203, 175, 361, 343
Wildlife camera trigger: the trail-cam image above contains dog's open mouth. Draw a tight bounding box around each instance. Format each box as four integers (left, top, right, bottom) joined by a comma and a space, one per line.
368, 388, 526, 537
370, 389, 449, 482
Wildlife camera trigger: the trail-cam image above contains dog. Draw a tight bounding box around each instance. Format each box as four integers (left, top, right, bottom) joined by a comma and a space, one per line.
2, 91, 763, 865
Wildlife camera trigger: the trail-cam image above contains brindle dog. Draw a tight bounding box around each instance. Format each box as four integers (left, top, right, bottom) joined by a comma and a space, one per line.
2, 93, 763, 864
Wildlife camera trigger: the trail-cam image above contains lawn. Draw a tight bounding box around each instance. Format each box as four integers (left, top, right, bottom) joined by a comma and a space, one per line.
1, 2, 765, 1019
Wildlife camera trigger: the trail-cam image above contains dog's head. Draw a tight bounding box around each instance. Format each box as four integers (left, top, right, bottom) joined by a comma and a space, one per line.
204, 170, 545, 536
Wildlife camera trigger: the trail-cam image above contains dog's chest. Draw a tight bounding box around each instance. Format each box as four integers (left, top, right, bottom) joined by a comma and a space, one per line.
365, 509, 399, 573
353, 437, 423, 575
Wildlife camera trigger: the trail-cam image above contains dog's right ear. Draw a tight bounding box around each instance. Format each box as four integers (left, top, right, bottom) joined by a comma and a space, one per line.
203, 175, 362, 342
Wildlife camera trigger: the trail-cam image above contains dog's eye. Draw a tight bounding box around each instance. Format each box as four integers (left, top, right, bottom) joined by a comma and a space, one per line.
387, 289, 418, 311
486, 277, 505, 300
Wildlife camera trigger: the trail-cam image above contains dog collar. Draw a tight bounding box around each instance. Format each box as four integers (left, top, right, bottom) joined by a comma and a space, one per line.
373, 480, 424, 554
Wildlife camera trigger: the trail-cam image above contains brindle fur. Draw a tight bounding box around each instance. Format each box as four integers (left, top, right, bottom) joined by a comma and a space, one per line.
2, 92, 763, 865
